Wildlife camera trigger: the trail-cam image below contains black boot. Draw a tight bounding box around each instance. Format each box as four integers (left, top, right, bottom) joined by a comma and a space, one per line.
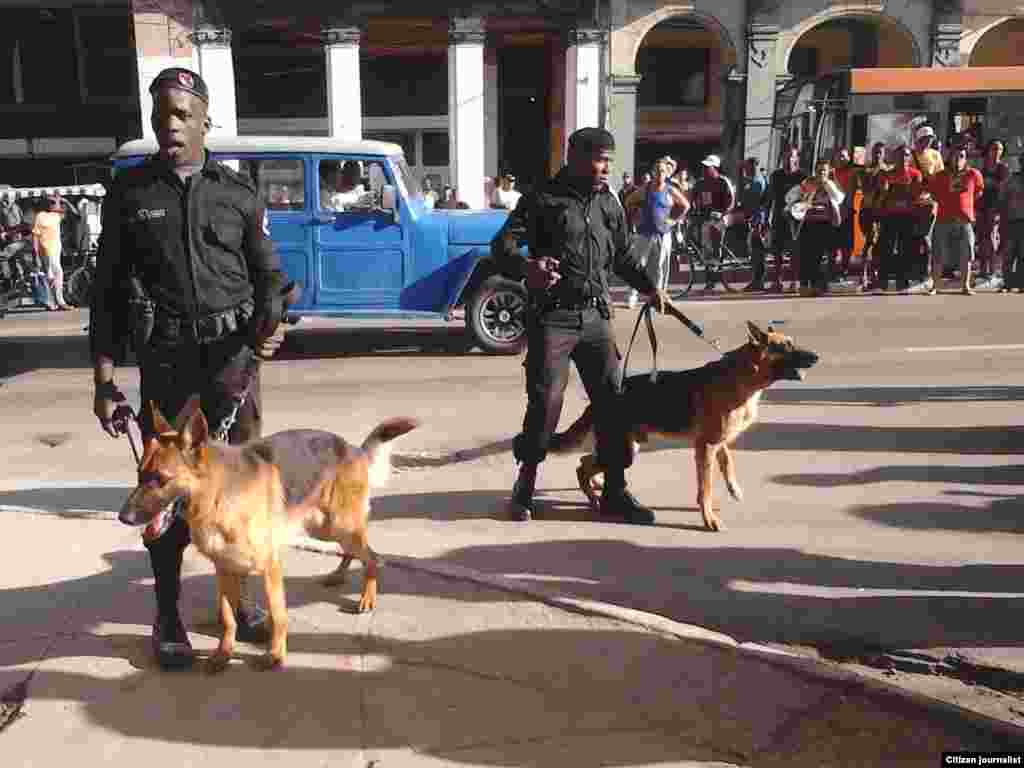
145, 517, 194, 669
508, 462, 538, 521
599, 485, 655, 525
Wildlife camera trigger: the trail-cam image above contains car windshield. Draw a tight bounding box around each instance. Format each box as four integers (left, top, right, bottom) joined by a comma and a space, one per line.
392, 154, 422, 202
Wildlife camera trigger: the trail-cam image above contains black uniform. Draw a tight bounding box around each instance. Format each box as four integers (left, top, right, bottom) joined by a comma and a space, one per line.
90, 152, 287, 610
493, 167, 656, 474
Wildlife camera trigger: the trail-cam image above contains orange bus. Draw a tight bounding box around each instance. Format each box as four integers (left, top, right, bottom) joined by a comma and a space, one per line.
772, 65, 1024, 170
771, 66, 1024, 255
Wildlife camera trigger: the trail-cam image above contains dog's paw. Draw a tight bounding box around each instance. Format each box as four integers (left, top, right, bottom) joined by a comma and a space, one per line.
702, 509, 724, 532
254, 653, 284, 671
205, 652, 232, 675
727, 482, 743, 502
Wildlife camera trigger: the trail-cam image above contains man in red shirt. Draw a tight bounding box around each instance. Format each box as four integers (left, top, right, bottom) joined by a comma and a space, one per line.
927, 143, 984, 294
876, 145, 927, 292
691, 154, 736, 292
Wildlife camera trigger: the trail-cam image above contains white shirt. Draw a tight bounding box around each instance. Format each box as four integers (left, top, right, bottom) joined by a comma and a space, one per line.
492, 186, 522, 210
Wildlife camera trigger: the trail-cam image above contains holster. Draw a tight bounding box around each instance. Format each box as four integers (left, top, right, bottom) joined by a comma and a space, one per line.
124, 276, 155, 352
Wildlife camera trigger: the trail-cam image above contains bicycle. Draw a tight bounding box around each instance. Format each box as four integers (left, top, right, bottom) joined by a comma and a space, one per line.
671, 212, 753, 296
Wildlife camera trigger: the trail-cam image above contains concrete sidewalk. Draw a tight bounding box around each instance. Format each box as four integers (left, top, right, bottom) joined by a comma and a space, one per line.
1, 504, 1020, 767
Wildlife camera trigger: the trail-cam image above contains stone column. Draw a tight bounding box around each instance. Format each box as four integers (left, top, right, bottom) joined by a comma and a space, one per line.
324, 27, 363, 140
564, 28, 605, 156
743, 23, 780, 172
132, 7, 195, 138
608, 73, 641, 180
484, 43, 499, 181
931, 23, 963, 67
192, 25, 237, 137
447, 17, 486, 209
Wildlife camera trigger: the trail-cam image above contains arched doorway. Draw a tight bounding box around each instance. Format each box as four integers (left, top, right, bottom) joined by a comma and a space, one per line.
787, 15, 918, 78
632, 15, 737, 180
970, 17, 1024, 66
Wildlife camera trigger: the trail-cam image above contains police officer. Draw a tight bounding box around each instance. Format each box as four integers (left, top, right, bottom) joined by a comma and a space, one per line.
492, 127, 670, 524
90, 68, 291, 669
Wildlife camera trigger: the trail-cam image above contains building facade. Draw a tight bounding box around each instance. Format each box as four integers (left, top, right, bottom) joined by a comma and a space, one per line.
0, 1, 1021, 195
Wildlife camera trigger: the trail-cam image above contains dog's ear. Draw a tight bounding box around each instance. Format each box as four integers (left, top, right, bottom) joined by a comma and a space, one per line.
181, 405, 209, 451
149, 401, 174, 436
172, 394, 202, 432
746, 321, 769, 347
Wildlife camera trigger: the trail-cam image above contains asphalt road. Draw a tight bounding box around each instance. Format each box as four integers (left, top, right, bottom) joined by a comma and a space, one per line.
1, 289, 1023, 726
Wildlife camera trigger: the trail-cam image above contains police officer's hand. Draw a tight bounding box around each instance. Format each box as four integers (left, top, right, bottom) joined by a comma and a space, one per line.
94, 382, 129, 438
256, 324, 285, 361
646, 288, 672, 314
524, 257, 562, 292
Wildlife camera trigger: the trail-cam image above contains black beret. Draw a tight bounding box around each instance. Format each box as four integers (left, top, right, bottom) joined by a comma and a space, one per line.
149, 67, 209, 104
568, 127, 616, 154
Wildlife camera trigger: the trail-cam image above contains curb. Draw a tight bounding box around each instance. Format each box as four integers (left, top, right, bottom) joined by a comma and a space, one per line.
292, 536, 1024, 747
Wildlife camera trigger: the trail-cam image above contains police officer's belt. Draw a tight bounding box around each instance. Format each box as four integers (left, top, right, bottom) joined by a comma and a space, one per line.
536, 295, 605, 312
154, 299, 254, 344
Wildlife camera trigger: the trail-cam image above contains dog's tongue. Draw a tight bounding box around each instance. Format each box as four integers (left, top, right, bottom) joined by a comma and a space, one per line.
143, 499, 182, 542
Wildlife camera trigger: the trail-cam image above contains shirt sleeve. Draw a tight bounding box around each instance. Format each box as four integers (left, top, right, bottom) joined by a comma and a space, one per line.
490, 191, 535, 279
243, 200, 285, 288
88, 182, 129, 361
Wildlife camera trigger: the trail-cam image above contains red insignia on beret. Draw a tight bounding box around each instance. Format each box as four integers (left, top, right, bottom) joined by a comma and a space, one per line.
178, 71, 195, 90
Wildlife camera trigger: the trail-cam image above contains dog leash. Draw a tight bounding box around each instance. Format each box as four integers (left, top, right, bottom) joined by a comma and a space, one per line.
619, 298, 721, 392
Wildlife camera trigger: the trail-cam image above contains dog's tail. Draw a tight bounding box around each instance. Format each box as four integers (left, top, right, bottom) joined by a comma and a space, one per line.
363, 417, 419, 488
548, 406, 595, 454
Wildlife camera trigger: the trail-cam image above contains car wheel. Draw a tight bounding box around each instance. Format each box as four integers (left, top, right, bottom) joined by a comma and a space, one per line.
465, 275, 528, 355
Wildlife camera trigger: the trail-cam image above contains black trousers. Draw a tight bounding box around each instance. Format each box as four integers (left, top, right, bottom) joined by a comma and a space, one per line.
877, 214, 919, 287
798, 221, 836, 288
139, 332, 262, 615
514, 307, 632, 477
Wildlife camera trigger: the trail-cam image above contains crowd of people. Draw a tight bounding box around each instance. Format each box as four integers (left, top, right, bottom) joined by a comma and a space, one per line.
0, 187, 103, 310
615, 129, 1024, 297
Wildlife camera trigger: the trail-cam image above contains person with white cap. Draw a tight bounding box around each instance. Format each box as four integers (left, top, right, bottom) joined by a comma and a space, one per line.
913, 126, 944, 179
690, 153, 736, 292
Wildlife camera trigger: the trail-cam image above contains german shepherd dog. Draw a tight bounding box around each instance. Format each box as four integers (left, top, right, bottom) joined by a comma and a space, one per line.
550, 321, 819, 531
119, 396, 418, 672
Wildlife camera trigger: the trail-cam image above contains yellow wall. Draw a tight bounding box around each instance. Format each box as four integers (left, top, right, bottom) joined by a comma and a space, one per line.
971, 18, 1024, 65
636, 25, 735, 139
790, 19, 916, 75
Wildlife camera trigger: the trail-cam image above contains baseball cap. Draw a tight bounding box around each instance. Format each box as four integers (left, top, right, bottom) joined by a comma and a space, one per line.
149, 67, 209, 104
915, 125, 936, 140
701, 154, 722, 168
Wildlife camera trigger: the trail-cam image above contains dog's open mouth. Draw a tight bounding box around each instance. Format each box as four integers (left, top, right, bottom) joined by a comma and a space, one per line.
780, 351, 820, 381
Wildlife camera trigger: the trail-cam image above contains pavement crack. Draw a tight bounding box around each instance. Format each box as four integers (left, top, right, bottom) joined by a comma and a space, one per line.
391, 655, 555, 695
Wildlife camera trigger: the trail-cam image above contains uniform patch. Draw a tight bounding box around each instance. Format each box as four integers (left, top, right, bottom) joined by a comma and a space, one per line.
135, 208, 167, 221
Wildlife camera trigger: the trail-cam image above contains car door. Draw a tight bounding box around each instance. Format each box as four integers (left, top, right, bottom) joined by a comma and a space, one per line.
313, 156, 407, 309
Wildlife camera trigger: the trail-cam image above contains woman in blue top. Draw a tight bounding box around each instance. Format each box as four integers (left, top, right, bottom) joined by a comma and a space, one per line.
623, 157, 689, 307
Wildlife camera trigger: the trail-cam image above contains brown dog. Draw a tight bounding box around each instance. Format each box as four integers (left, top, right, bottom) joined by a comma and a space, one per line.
550, 321, 819, 531
119, 396, 417, 672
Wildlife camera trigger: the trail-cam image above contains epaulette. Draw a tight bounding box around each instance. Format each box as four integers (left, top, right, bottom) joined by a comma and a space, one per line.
212, 160, 257, 195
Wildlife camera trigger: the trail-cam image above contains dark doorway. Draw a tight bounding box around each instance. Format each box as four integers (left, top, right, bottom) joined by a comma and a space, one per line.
498, 46, 550, 195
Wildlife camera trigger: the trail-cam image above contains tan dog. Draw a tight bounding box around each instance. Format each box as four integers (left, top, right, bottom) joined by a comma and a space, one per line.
119, 396, 417, 672
550, 322, 819, 531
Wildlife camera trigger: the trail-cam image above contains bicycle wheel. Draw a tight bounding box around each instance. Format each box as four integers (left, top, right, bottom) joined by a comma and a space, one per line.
673, 235, 697, 296
717, 242, 745, 293
65, 265, 94, 308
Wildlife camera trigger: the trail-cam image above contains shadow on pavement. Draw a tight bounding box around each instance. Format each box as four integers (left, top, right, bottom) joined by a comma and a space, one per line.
764, 384, 1024, 407
771, 463, 1024, 489
0, 551, 1015, 760
278, 325, 476, 360
0, 333, 92, 379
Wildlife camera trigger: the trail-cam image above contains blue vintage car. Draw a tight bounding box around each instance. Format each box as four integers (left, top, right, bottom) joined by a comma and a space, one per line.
111, 136, 528, 354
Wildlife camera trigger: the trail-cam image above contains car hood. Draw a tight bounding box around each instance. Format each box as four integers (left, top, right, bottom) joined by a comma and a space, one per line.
445, 209, 509, 245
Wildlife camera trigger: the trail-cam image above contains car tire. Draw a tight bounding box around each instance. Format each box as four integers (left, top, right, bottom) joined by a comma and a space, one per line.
465, 274, 528, 355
